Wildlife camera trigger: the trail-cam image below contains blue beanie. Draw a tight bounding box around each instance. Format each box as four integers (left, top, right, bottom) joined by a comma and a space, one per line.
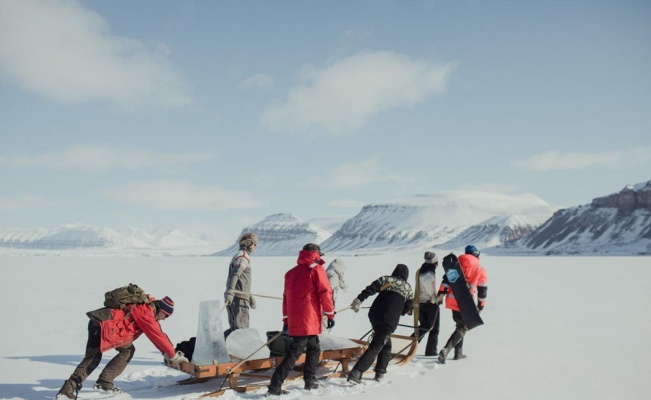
465, 245, 480, 258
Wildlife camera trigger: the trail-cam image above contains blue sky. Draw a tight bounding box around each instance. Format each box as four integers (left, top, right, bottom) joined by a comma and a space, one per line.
1, 0, 649, 246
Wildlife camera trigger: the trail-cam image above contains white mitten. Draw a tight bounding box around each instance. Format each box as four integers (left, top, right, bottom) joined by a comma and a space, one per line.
166, 351, 189, 369
224, 290, 234, 306
350, 298, 362, 313
249, 295, 257, 309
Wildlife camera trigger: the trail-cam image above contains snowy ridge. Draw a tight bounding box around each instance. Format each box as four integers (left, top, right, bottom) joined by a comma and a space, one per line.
212, 213, 332, 256
502, 180, 651, 255
320, 191, 558, 255
0, 223, 213, 255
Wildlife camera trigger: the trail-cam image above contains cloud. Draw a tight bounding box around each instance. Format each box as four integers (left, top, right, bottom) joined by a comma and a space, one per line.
0, 194, 50, 211
512, 148, 651, 171
0, 145, 215, 172
261, 50, 454, 134
305, 159, 413, 190
327, 199, 366, 209
103, 180, 265, 212
0, 0, 192, 107
240, 73, 274, 90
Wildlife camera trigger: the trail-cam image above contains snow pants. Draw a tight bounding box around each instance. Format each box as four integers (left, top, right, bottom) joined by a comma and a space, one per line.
443, 310, 468, 351
353, 322, 394, 374
224, 298, 250, 338
269, 335, 320, 389
67, 320, 136, 387
417, 302, 440, 356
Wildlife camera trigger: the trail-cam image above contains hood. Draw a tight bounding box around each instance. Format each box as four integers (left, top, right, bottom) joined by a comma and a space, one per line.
391, 264, 409, 281
327, 258, 346, 274
297, 249, 325, 267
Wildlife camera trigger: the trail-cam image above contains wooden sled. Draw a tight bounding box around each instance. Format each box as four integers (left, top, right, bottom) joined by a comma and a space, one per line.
168, 331, 419, 398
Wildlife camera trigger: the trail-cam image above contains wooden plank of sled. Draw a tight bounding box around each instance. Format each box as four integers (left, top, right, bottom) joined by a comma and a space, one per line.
193, 347, 361, 379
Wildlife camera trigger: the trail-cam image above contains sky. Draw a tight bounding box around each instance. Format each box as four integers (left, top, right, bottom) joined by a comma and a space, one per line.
1, 255, 649, 399
1, 0, 650, 247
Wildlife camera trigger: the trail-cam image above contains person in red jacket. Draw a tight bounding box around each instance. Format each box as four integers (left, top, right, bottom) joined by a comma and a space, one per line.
56, 296, 189, 400
435, 245, 485, 363
267, 243, 335, 396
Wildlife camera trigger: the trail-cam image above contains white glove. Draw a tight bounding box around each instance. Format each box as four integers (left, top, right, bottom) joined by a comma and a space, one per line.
165, 351, 190, 369
224, 290, 234, 306
249, 295, 257, 310
350, 298, 362, 313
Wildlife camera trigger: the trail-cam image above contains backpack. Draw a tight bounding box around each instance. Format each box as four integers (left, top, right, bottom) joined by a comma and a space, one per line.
103, 283, 150, 310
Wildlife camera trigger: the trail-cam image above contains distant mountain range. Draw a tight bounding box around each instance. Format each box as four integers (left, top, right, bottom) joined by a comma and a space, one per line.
501, 181, 651, 255
2, 180, 649, 256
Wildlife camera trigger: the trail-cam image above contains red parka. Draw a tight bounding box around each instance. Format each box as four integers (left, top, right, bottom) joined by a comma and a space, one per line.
99, 302, 176, 358
282, 250, 335, 336
439, 253, 481, 312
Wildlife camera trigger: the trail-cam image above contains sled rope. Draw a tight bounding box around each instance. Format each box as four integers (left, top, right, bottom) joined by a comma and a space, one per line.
232, 290, 283, 300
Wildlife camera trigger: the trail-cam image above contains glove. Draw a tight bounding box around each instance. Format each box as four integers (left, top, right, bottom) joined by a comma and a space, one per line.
249, 295, 256, 310
327, 318, 335, 329
434, 293, 445, 305
165, 351, 190, 369
350, 298, 362, 313
224, 290, 234, 306
282, 324, 288, 334
478, 302, 484, 312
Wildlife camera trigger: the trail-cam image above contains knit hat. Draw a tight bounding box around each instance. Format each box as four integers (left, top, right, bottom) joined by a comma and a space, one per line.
158, 296, 174, 316
424, 251, 438, 264
303, 243, 324, 256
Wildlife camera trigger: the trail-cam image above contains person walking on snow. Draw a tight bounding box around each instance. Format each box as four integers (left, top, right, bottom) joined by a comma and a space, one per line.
322, 258, 348, 331
413, 251, 441, 356
224, 232, 258, 338
56, 296, 188, 400
435, 244, 487, 363
348, 264, 413, 384
267, 243, 335, 396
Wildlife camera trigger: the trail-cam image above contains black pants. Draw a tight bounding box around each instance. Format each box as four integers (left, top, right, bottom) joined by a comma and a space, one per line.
443, 310, 468, 351
269, 335, 320, 389
69, 321, 135, 387
353, 322, 393, 374
418, 302, 440, 355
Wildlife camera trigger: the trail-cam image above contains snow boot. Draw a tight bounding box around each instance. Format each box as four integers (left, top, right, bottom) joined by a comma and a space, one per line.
374, 372, 385, 382
453, 347, 467, 360
347, 369, 363, 384
56, 378, 80, 400
266, 386, 289, 396
304, 379, 323, 390
93, 379, 123, 394
438, 347, 450, 364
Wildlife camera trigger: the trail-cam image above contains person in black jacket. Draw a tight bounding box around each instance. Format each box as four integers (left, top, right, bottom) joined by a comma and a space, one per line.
348, 264, 413, 383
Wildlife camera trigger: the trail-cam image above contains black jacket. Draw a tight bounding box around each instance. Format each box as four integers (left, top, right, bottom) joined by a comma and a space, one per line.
356, 264, 413, 330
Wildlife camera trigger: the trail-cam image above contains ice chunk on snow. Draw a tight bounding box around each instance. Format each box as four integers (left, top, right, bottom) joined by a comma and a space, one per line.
226, 328, 271, 360
191, 300, 230, 365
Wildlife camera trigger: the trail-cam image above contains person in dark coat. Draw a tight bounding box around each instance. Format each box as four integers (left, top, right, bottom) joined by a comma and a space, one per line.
348, 264, 413, 383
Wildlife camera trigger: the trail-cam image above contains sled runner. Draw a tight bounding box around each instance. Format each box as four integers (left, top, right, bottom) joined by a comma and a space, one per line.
167, 328, 418, 397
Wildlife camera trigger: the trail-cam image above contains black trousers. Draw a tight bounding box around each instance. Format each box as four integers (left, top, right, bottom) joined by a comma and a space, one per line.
269, 335, 320, 389
69, 320, 135, 387
418, 302, 440, 355
443, 310, 468, 351
353, 322, 393, 374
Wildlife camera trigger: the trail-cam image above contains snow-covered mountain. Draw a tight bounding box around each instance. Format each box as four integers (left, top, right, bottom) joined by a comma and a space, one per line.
320, 190, 558, 254
0, 223, 213, 255
212, 213, 332, 257
502, 180, 651, 255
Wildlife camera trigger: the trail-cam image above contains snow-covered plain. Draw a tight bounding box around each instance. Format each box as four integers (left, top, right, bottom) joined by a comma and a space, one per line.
1, 254, 649, 400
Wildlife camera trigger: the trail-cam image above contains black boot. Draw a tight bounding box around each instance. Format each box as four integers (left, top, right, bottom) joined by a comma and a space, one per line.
437, 346, 450, 364
453, 347, 467, 360
347, 369, 363, 384
56, 378, 80, 400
